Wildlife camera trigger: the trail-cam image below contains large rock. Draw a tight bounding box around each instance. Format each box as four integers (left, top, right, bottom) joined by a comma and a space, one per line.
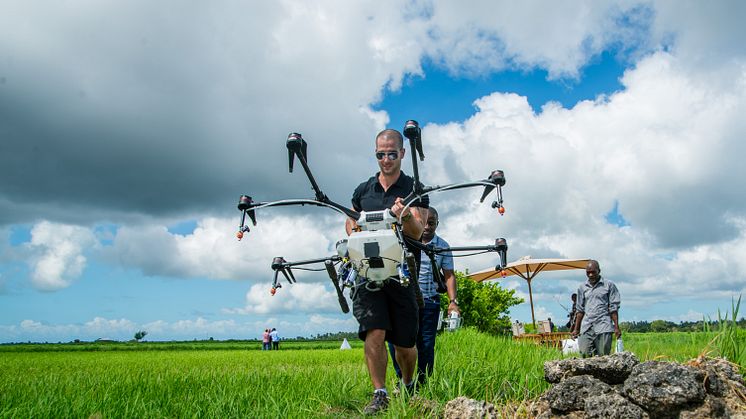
694, 358, 746, 416
623, 361, 706, 417
679, 395, 728, 419
697, 357, 746, 395
584, 392, 649, 419
544, 352, 639, 384
541, 375, 614, 413
698, 358, 745, 385
472, 356, 744, 418
442, 396, 497, 419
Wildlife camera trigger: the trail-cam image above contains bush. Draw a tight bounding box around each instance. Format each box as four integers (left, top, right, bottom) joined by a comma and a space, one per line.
442, 271, 523, 335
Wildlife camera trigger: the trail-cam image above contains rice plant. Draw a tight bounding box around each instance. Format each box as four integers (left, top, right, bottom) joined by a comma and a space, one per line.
711, 295, 745, 367
1, 325, 743, 417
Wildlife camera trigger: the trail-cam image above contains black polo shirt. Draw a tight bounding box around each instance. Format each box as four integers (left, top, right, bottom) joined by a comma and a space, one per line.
351, 170, 429, 270
351, 171, 429, 213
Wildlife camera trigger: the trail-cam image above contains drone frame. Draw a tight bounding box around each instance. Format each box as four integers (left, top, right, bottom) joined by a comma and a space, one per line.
236, 120, 509, 313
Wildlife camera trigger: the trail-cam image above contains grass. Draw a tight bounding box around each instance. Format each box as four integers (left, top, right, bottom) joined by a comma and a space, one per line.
0, 348, 369, 418
1, 328, 743, 418
623, 331, 719, 363
711, 295, 746, 366
0, 330, 557, 418
0, 339, 346, 353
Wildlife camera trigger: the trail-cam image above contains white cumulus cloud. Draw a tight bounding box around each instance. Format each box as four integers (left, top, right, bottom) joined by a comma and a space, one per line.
106, 215, 342, 281
228, 281, 347, 315
25, 221, 97, 291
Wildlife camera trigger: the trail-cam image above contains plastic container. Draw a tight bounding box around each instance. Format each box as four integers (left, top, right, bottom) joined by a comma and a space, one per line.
448, 311, 461, 331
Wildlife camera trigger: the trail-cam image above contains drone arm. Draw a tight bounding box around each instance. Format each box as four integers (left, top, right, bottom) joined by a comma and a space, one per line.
397, 173, 506, 226
284, 268, 295, 283
241, 199, 360, 221
421, 237, 509, 269
399, 204, 426, 240
403, 250, 425, 309
403, 120, 425, 195
286, 132, 329, 203
426, 247, 448, 295
272, 269, 280, 289
323, 200, 361, 220
325, 260, 350, 313
278, 255, 341, 268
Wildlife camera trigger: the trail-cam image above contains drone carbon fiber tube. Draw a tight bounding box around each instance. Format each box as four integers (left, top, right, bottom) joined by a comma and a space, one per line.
325, 260, 350, 313
427, 252, 447, 294
405, 252, 424, 309
403, 120, 424, 196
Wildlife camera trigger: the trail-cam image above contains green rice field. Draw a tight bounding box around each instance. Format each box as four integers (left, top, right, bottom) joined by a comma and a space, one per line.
1, 329, 743, 418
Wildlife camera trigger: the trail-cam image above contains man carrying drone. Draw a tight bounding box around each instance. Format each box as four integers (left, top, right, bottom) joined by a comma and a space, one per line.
345, 129, 429, 415
235, 120, 509, 416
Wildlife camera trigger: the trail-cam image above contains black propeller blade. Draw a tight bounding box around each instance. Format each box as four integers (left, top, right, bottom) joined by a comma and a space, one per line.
479, 170, 506, 203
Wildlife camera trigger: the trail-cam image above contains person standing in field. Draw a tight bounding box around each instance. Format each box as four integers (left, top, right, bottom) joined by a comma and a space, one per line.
270, 328, 280, 350
571, 260, 621, 357
262, 328, 271, 351
388, 206, 459, 386
565, 293, 577, 330
345, 128, 429, 415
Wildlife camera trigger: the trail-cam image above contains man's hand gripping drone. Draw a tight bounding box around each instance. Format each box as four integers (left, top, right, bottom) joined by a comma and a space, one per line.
235, 120, 508, 313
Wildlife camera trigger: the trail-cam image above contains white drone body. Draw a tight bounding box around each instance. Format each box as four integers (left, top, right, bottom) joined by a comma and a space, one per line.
342, 210, 404, 284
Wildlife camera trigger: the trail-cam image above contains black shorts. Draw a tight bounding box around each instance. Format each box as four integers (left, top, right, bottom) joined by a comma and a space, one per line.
352, 277, 419, 348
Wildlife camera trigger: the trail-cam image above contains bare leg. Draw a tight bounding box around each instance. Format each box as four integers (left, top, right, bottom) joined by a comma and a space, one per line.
364, 329, 388, 389
393, 345, 417, 385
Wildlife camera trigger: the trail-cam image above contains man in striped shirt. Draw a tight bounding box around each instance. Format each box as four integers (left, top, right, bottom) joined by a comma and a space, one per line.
389, 207, 459, 386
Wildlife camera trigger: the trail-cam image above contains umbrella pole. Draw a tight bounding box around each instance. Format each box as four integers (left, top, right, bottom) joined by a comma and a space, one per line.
527, 278, 536, 328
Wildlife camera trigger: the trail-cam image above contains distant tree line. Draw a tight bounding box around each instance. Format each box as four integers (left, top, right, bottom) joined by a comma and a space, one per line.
306, 331, 359, 341
619, 318, 746, 333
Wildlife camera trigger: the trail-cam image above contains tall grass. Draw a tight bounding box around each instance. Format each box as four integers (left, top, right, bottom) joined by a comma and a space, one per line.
623, 332, 718, 363
427, 329, 557, 402
1, 327, 743, 417
0, 349, 371, 418
0, 329, 557, 418
709, 295, 745, 367
625, 296, 745, 371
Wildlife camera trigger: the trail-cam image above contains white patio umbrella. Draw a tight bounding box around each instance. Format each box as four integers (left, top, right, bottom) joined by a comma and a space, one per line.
467, 256, 590, 327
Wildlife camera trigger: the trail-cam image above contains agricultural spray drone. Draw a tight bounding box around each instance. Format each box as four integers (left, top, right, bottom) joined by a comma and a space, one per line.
235, 120, 508, 313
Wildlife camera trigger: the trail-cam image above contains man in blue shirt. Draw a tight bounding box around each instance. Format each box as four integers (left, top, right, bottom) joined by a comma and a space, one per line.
389, 206, 459, 386
269, 328, 280, 350
571, 260, 621, 357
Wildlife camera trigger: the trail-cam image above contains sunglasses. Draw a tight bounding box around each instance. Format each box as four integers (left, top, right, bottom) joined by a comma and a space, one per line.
375, 151, 400, 161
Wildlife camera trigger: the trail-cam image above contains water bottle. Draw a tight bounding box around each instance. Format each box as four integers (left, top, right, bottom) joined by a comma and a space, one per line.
448, 311, 461, 332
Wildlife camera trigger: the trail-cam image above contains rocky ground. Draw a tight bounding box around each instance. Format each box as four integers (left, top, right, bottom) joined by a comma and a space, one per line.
442, 353, 746, 418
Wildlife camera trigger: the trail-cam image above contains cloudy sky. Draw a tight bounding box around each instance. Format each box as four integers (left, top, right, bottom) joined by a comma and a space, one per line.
2, 1, 745, 343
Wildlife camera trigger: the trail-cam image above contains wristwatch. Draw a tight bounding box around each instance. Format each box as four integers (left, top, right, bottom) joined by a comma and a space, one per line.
450, 299, 459, 305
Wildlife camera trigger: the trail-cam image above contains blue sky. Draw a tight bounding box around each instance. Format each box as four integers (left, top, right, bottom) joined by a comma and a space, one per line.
2, 1, 745, 343
377, 51, 626, 124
